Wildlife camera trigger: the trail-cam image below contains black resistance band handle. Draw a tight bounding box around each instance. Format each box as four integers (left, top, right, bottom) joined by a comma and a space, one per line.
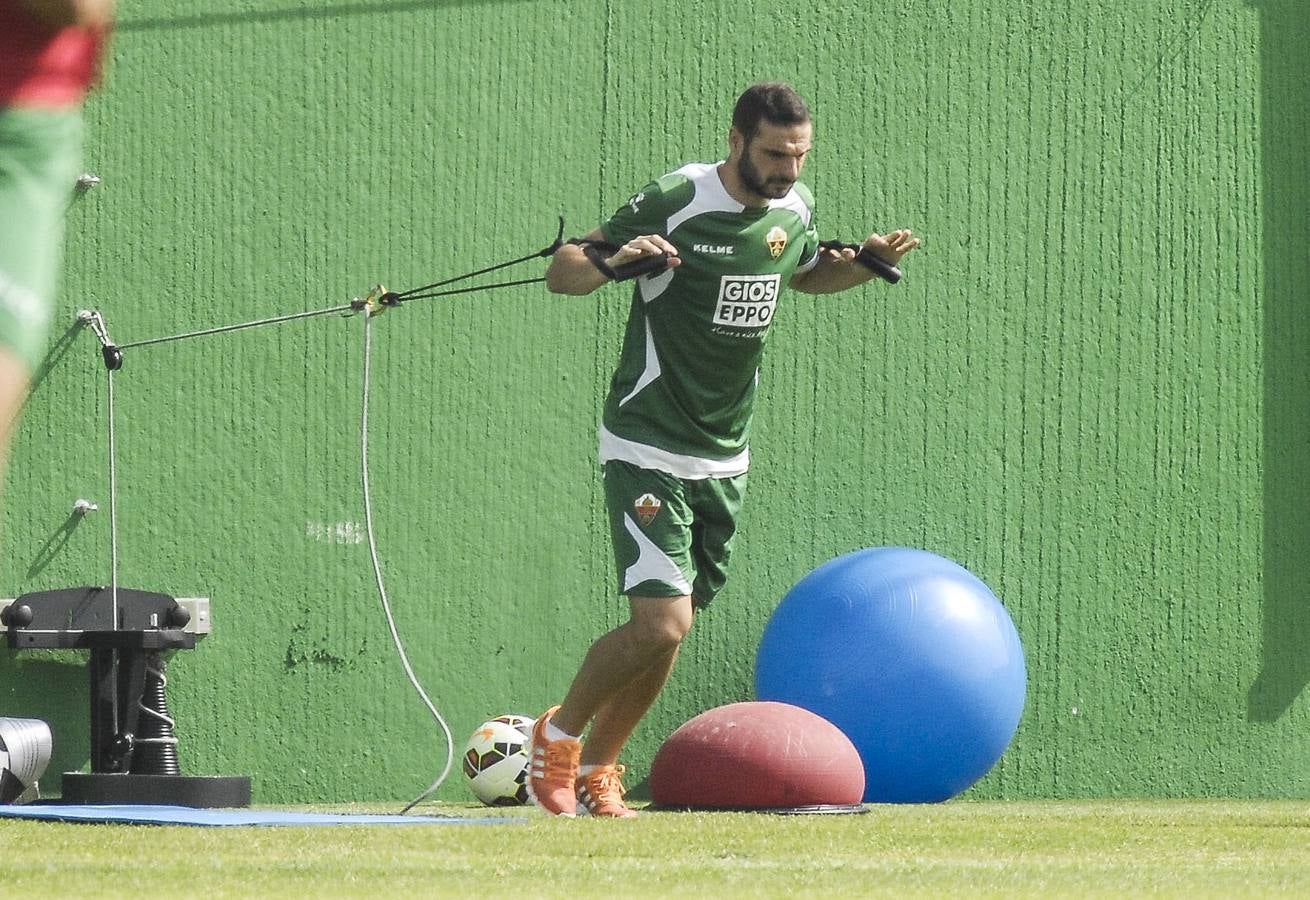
819, 241, 902, 284
570, 239, 670, 282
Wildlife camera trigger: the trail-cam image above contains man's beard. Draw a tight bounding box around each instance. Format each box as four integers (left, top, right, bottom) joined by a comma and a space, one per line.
737, 150, 794, 200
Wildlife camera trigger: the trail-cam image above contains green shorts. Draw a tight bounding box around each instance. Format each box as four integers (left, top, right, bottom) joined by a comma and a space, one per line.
0, 106, 83, 373
603, 459, 747, 608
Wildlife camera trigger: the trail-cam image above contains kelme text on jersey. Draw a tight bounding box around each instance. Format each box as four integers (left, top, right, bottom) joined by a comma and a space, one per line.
713, 273, 781, 332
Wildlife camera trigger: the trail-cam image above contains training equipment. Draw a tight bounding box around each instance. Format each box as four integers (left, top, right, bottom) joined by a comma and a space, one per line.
755, 547, 1026, 803
649, 701, 865, 811
2, 588, 251, 807
65, 221, 566, 813
0, 717, 52, 803
462, 715, 533, 807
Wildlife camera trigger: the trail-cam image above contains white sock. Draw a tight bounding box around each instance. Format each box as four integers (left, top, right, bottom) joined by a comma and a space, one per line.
544, 720, 577, 742
578, 765, 599, 777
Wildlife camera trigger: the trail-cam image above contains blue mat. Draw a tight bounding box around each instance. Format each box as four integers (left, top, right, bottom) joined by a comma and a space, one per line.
0, 804, 523, 827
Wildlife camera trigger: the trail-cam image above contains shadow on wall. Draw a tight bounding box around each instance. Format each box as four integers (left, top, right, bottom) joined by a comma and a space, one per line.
1248, 0, 1310, 722
116, 0, 529, 32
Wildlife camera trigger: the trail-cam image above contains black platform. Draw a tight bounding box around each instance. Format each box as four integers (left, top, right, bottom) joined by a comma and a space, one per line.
61, 773, 252, 807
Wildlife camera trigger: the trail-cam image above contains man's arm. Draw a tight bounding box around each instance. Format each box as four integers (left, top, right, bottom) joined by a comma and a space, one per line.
545, 229, 682, 296
18, 0, 115, 28
791, 229, 920, 295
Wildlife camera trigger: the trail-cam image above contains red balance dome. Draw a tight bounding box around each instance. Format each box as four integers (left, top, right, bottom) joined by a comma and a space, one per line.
649, 701, 864, 810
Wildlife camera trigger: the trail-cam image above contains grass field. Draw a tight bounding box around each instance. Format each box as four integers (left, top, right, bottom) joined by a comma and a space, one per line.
1, 800, 1306, 897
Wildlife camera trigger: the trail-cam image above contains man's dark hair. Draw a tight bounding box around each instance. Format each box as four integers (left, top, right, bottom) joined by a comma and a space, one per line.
731, 82, 811, 142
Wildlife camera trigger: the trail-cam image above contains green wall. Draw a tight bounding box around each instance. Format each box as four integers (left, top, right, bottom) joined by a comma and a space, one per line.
2, 0, 1306, 803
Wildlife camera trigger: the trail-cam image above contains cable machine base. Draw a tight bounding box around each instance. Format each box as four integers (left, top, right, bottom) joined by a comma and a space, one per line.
61, 772, 250, 807
2, 587, 252, 808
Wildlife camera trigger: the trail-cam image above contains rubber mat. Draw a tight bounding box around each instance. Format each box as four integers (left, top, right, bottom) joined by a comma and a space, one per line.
0, 804, 524, 826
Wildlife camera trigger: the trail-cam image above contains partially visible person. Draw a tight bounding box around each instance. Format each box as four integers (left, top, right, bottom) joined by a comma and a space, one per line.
0, 1, 114, 480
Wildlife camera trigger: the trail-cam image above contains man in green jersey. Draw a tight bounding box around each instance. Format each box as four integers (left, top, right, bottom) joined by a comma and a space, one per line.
530, 83, 920, 817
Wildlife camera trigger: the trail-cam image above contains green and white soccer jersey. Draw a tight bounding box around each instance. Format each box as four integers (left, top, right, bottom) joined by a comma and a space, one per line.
599, 161, 820, 478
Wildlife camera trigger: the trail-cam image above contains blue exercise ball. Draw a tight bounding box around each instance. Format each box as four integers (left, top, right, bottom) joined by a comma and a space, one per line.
755, 547, 1026, 803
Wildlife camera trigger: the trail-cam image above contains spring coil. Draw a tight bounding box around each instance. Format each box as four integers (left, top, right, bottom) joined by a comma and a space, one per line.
131, 653, 180, 776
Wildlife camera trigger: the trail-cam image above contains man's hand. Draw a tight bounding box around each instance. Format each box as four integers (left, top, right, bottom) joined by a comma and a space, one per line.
603, 234, 682, 274
792, 228, 922, 294
859, 229, 920, 266
819, 229, 920, 266
546, 230, 680, 296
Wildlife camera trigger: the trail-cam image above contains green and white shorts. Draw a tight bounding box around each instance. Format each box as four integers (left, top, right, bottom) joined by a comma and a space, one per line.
603, 459, 747, 608
0, 106, 82, 373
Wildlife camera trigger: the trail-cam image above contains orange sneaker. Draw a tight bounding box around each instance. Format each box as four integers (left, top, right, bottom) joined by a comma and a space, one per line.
525, 706, 581, 817
575, 764, 638, 818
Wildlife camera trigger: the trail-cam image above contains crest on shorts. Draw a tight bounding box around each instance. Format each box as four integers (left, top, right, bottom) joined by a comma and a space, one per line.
765, 226, 788, 260
634, 493, 662, 527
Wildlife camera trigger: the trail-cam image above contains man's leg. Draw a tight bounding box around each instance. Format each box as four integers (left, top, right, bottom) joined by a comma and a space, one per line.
572, 643, 680, 818
580, 640, 679, 767
527, 461, 703, 816
526, 594, 691, 817
562, 595, 690, 817
569, 470, 743, 760
552, 593, 692, 738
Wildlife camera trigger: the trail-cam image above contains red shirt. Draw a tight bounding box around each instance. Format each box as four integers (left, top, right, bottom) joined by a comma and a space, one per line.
0, 2, 108, 108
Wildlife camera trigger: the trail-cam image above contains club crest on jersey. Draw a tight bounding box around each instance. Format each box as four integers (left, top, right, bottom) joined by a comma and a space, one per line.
765, 226, 788, 260
634, 493, 662, 526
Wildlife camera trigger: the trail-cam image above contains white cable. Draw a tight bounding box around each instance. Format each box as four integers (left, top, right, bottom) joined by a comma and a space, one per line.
360, 314, 455, 814
118, 304, 355, 350
88, 307, 457, 810
107, 366, 119, 629
84, 310, 120, 628
104, 363, 122, 737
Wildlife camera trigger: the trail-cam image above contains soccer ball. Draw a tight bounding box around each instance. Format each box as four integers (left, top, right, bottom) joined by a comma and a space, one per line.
462, 714, 533, 806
